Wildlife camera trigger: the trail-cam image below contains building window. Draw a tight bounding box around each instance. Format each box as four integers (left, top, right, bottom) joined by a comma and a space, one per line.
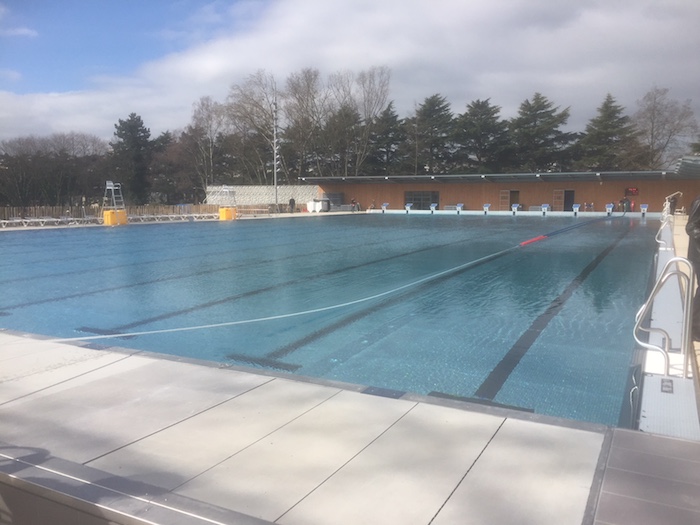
404, 191, 439, 210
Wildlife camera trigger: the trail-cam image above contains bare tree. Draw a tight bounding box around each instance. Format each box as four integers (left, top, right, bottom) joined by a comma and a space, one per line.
284, 67, 329, 179
47, 132, 109, 205
0, 136, 42, 206
49, 132, 108, 157
324, 66, 391, 176
0, 133, 107, 206
326, 70, 361, 177
354, 66, 391, 175
226, 70, 281, 184
633, 86, 699, 169
189, 96, 228, 189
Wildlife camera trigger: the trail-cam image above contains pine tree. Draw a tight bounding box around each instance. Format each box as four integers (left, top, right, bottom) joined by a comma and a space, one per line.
453, 99, 511, 173
111, 113, 153, 204
576, 94, 641, 171
365, 102, 406, 176
509, 93, 575, 172
409, 94, 454, 174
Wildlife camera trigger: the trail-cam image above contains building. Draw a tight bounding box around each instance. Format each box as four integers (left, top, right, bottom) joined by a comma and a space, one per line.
301, 156, 700, 213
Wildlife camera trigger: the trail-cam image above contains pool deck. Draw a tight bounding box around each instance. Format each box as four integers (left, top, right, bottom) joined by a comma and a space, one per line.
1, 216, 700, 524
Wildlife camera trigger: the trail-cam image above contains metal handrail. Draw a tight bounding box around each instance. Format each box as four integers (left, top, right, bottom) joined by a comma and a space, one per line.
655, 220, 672, 249
634, 256, 694, 378
655, 193, 678, 249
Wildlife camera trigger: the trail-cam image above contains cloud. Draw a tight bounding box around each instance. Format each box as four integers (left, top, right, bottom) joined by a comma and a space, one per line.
0, 26, 37, 37
0, 2, 37, 38
0, 68, 21, 82
1, 0, 699, 143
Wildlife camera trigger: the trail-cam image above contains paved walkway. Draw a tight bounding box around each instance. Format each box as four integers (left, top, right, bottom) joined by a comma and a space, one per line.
0, 216, 699, 525
1, 331, 699, 525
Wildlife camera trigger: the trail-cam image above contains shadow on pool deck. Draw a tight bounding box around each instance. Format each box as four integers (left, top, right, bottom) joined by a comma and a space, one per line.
0, 328, 699, 525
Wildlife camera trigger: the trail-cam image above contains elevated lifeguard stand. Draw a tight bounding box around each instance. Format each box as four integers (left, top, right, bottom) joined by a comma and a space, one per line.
205, 185, 237, 221
102, 181, 128, 225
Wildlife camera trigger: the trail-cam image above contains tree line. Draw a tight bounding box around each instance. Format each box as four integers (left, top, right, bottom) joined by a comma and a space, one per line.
1, 66, 698, 207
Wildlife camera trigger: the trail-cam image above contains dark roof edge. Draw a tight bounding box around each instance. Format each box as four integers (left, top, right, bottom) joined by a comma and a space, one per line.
299, 157, 700, 184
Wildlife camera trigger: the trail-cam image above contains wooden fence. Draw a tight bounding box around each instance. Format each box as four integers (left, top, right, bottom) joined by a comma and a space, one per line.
0, 204, 219, 221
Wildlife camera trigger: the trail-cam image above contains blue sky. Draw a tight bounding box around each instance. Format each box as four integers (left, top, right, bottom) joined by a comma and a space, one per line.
1, 0, 266, 92
1, 0, 699, 143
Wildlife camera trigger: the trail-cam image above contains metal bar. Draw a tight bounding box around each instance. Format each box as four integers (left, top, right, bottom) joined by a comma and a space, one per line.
634, 247, 694, 378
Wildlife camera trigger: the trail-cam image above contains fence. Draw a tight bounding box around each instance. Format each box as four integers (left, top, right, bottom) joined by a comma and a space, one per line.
0, 204, 219, 221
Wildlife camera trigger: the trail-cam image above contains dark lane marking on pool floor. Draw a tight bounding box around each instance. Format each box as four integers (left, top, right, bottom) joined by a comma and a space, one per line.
1, 228, 463, 310
0, 228, 341, 285
427, 391, 535, 412
0, 224, 354, 283
77, 238, 473, 335
473, 226, 631, 401
228, 218, 627, 369
223, 355, 301, 372
0, 223, 442, 285
226, 245, 518, 369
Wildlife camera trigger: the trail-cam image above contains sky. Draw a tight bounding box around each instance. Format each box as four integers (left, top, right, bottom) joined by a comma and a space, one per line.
1, 0, 699, 143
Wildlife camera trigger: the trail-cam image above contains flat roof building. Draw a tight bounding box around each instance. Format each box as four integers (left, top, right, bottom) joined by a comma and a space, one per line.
301, 156, 700, 213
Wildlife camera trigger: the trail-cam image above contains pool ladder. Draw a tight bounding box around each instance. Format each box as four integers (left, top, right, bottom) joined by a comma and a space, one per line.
633, 202, 694, 378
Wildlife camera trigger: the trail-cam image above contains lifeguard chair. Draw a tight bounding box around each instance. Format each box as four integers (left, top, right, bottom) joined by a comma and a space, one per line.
102, 181, 127, 225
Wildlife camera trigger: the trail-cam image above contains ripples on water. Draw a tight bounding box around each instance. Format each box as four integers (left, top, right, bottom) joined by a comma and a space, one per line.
0, 214, 657, 426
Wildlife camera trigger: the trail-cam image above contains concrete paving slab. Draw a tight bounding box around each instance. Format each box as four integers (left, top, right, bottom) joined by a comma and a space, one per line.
0, 446, 273, 525
0, 351, 131, 405
2, 330, 699, 525
175, 389, 415, 522
87, 378, 340, 490
277, 402, 505, 525
1, 340, 150, 401
0, 353, 272, 463
0, 335, 124, 383
430, 417, 604, 525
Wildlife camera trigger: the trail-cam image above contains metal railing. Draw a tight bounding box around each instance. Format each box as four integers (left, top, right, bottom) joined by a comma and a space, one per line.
654, 191, 681, 250
634, 194, 694, 378
634, 257, 693, 378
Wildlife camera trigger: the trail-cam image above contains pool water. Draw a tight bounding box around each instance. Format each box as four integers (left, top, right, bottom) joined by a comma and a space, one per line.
0, 214, 657, 426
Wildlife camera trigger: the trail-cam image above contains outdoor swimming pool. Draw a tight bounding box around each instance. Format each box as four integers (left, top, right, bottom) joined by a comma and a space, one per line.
0, 214, 657, 427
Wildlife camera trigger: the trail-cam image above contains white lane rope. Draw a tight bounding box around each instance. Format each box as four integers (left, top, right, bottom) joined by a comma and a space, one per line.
42, 245, 520, 344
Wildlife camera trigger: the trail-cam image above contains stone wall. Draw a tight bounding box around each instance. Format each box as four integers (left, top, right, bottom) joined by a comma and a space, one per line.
205, 185, 320, 207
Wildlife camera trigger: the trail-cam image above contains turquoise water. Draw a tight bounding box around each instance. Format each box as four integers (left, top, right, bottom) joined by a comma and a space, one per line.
0, 214, 656, 426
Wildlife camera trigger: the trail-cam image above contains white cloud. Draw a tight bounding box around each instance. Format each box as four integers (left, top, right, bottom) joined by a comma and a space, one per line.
0, 2, 38, 38
0, 26, 37, 37
1, 0, 699, 142
0, 68, 21, 82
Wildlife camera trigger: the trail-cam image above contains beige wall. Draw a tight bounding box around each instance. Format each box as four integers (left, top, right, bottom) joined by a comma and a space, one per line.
318, 180, 700, 212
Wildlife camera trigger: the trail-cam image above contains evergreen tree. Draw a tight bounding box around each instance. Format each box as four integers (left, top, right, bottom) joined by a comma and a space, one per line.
509, 93, 575, 172
408, 94, 454, 174
111, 113, 153, 204
364, 102, 406, 176
321, 104, 362, 177
575, 94, 642, 171
453, 99, 511, 173
692, 139, 700, 155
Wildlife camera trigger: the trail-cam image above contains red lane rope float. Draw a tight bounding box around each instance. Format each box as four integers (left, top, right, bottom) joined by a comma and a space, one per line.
519, 235, 548, 246
518, 213, 624, 247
